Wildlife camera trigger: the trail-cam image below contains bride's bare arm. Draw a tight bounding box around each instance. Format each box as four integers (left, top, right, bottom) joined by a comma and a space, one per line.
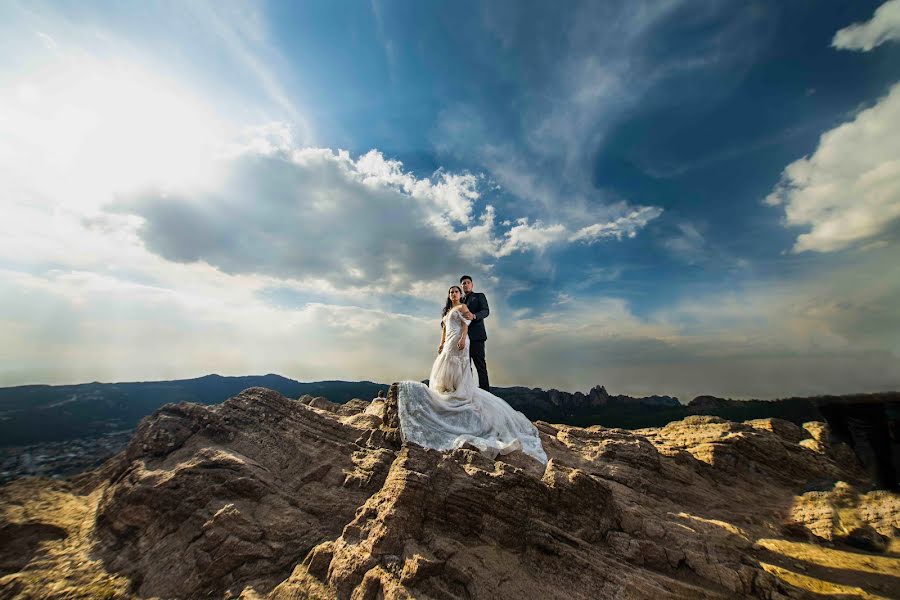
457, 320, 468, 350
438, 321, 446, 353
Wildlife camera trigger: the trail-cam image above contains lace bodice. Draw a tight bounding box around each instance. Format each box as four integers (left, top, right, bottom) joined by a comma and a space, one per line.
442, 307, 471, 338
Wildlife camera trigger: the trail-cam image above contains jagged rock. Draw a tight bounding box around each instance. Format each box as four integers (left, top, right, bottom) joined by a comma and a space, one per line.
785, 481, 896, 553
91, 387, 397, 599
745, 418, 810, 445
299, 394, 341, 412
0, 385, 896, 599
338, 399, 371, 417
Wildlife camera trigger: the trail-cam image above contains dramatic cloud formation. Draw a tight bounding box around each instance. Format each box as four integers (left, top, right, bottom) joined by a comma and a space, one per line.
112, 137, 660, 291
1, 1, 898, 400
766, 83, 900, 252
833, 0, 900, 52
113, 146, 489, 290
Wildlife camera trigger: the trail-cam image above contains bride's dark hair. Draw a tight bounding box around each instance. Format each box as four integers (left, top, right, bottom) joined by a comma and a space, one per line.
442, 286, 462, 318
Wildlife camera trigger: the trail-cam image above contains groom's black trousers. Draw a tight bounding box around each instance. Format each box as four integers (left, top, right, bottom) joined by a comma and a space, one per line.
469, 340, 490, 392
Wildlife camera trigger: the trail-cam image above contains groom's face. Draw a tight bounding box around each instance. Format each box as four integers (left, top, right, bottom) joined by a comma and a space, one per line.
461, 279, 473, 295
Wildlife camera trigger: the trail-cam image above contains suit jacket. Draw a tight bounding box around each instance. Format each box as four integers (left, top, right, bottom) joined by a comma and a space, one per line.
463, 292, 490, 341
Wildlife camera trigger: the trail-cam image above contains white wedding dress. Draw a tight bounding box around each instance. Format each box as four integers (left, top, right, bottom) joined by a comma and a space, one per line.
397, 307, 548, 464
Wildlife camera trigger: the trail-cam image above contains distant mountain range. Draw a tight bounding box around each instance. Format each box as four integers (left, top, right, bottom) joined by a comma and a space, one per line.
492, 385, 682, 425
1, 374, 896, 447
0, 374, 388, 446
492, 386, 845, 429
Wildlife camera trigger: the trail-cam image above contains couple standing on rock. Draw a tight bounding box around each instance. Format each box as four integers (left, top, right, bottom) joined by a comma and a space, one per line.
438, 275, 491, 392
397, 275, 548, 465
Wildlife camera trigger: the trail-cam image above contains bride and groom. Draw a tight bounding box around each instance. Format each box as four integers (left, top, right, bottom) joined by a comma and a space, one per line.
397, 275, 548, 464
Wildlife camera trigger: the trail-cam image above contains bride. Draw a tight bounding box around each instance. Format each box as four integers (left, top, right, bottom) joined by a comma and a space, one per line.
397, 285, 548, 464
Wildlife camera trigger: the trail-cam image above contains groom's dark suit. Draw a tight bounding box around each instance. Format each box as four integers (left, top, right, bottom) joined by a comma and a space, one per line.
463, 292, 490, 391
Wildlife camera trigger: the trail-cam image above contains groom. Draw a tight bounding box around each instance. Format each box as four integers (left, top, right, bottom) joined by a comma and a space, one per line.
460, 275, 490, 392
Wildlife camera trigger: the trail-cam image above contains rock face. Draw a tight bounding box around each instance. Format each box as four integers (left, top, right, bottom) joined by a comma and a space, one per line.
1, 386, 897, 600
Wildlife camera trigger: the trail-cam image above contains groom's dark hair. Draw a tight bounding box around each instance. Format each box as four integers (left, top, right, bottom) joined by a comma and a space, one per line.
460, 275, 473, 284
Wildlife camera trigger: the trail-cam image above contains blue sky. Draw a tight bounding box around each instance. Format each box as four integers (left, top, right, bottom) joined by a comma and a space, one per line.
1, 1, 899, 400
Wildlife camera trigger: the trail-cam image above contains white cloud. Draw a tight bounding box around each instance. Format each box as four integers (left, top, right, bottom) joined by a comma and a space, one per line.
437, 112, 665, 244
35, 31, 58, 50
662, 222, 706, 264
111, 146, 490, 291
3, 1, 896, 400
488, 246, 900, 400
183, 1, 313, 142
553, 292, 573, 306
109, 134, 663, 295
766, 82, 900, 252
497, 219, 567, 256
2, 244, 898, 400
0, 268, 436, 386
437, 1, 768, 240
572, 266, 623, 290
353, 150, 480, 226
569, 206, 664, 243
832, 0, 900, 52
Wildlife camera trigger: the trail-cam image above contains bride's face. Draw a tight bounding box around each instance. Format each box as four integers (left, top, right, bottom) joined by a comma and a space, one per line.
448, 287, 461, 303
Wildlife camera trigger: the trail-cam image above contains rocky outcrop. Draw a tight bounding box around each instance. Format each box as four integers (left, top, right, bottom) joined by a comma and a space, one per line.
90, 388, 397, 599
784, 481, 897, 551
0, 387, 897, 599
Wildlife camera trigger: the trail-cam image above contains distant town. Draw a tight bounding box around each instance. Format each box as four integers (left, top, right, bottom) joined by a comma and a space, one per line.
0, 429, 132, 484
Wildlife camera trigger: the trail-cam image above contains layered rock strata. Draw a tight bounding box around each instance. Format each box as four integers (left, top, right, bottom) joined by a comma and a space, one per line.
0, 385, 897, 599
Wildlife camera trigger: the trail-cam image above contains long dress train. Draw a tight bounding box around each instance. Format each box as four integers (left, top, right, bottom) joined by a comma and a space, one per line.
397, 307, 547, 464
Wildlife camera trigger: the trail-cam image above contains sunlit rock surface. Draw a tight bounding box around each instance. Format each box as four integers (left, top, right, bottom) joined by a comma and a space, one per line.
1, 386, 897, 599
